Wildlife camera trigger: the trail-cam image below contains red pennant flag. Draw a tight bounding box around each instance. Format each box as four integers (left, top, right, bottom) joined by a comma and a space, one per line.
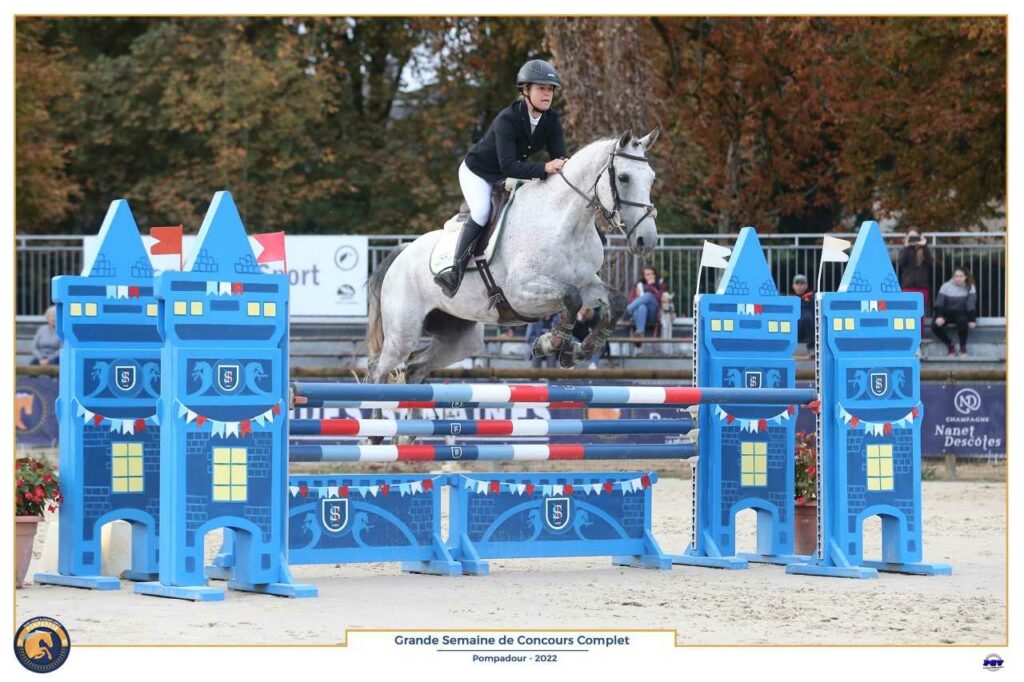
299, 485, 308, 497
253, 232, 287, 266
525, 484, 535, 496
240, 420, 252, 435
489, 481, 500, 494
878, 300, 888, 311
272, 404, 281, 415
93, 414, 104, 426
850, 417, 860, 427
231, 282, 244, 295
196, 415, 207, 427
804, 400, 821, 415
380, 485, 390, 496
911, 407, 920, 418
423, 479, 433, 492
603, 482, 614, 494
787, 405, 795, 415
726, 414, 735, 424
128, 285, 140, 298
150, 226, 183, 256
754, 304, 763, 314
564, 484, 574, 495
134, 419, 146, 432
883, 423, 893, 435
339, 486, 349, 497
758, 419, 768, 432
641, 475, 651, 489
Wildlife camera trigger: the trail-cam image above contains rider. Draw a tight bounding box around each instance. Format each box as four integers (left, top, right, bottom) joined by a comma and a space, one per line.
433, 58, 569, 298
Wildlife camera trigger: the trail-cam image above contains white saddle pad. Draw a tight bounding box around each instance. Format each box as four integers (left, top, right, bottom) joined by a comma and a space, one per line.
428, 179, 524, 276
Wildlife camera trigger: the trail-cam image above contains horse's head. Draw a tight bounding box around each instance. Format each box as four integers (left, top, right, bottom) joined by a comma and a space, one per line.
598, 128, 660, 257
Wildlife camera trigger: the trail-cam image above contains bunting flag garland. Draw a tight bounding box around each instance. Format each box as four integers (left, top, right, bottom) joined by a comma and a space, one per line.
713, 404, 794, 432
734, 303, 765, 315
837, 403, 921, 436
460, 473, 655, 497
858, 300, 890, 312
74, 398, 159, 434
289, 476, 443, 499
203, 281, 247, 296
176, 399, 282, 437
104, 284, 144, 299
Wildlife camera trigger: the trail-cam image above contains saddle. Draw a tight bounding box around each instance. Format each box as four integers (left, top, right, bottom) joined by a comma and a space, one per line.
456, 181, 513, 256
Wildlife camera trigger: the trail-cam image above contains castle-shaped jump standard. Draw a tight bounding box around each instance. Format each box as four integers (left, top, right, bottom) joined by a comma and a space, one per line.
36, 201, 162, 590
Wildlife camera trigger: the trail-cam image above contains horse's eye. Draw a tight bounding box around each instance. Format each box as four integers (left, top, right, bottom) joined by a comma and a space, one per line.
617, 173, 629, 183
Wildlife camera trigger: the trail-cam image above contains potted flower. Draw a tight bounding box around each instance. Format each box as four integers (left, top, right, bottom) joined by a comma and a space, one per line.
793, 431, 818, 555
15, 457, 61, 588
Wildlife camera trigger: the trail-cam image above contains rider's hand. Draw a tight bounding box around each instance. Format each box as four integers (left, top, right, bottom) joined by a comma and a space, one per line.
934, 316, 945, 326
545, 159, 566, 175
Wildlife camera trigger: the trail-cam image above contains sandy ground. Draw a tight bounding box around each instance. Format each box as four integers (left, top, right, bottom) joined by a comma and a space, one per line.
15, 478, 1004, 646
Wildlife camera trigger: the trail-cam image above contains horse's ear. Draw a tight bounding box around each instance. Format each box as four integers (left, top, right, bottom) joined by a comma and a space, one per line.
640, 127, 660, 150
618, 129, 632, 148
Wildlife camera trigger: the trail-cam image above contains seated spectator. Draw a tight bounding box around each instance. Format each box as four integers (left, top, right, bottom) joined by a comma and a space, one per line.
791, 274, 815, 355
524, 312, 559, 368
626, 266, 668, 339
572, 307, 604, 369
932, 268, 978, 356
30, 306, 61, 366
897, 229, 932, 337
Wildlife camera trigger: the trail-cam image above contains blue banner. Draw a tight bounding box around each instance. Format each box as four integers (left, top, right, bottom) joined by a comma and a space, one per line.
920, 383, 1005, 459
16, 376, 59, 448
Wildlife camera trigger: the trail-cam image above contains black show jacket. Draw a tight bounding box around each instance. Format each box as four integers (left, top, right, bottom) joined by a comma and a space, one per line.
464, 99, 567, 183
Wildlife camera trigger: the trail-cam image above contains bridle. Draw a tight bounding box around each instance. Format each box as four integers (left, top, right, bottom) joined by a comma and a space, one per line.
557, 146, 658, 242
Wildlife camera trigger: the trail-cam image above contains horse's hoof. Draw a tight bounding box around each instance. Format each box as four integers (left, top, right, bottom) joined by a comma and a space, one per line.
531, 334, 554, 358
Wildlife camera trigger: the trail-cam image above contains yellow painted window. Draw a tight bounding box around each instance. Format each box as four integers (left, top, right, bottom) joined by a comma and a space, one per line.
174, 301, 187, 315
866, 444, 894, 491
740, 441, 768, 487
711, 319, 722, 331
146, 303, 158, 317
906, 318, 916, 330
844, 317, 855, 330
781, 321, 791, 333
264, 302, 276, 317
247, 301, 261, 316
724, 319, 734, 332
111, 441, 144, 494
70, 303, 82, 317
190, 301, 203, 315
833, 317, 842, 331
212, 447, 248, 502
768, 321, 779, 333
85, 302, 98, 317
894, 318, 905, 330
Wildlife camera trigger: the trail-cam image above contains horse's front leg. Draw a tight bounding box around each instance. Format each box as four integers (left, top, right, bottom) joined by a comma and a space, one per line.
531, 287, 583, 369
574, 285, 627, 365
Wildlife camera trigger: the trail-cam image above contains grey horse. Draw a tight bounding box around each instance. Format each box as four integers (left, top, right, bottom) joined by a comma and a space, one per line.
364, 129, 660, 385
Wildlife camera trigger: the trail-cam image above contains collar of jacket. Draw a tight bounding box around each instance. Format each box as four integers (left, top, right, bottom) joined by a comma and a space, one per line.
517, 99, 545, 137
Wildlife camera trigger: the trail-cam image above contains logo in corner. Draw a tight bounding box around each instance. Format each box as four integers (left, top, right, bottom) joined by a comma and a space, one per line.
983, 653, 1004, 672
14, 617, 70, 673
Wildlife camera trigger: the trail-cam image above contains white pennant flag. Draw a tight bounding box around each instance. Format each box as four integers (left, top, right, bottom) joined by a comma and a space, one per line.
476, 481, 487, 495
554, 485, 564, 495
289, 486, 299, 496
185, 410, 197, 424
212, 421, 225, 437
206, 281, 218, 295
254, 413, 266, 427
116, 285, 129, 299
106, 285, 116, 298
412, 481, 423, 495
821, 235, 852, 263
179, 402, 189, 418
219, 282, 232, 296
226, 422, 240, 438
516, 484, 526, 496
369, 485, 380, 497
699, 241, 732, 269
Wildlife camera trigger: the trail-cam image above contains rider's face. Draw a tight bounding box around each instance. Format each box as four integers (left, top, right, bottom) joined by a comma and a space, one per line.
527, 84, 555, 111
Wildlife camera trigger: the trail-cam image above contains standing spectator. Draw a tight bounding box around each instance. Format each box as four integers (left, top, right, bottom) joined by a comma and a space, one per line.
30, 306, 61, 366
897, 229, 933, 337
791, 274, 815, 355
626, 266, 668, 341
932, 268, 978, 356
525, 312, 559, 368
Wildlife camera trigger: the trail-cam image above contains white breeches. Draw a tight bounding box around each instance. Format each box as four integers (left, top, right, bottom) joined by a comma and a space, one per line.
459, 161, 492, 226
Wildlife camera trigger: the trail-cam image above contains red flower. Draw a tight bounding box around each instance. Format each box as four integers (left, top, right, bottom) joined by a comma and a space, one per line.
807, 466, 816, 476
796, 496, 806, 506
43, 473, 52, 482
48, 505, 56, 513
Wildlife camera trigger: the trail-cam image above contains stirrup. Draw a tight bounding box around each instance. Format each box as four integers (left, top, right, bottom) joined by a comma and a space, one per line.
434, 265, 463, 298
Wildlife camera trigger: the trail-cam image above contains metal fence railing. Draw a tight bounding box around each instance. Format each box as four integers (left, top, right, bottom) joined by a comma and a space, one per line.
16, 231, 1007, 322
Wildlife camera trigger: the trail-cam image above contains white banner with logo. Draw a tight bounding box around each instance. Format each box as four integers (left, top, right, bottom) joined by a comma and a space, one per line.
84, 235, 369, 317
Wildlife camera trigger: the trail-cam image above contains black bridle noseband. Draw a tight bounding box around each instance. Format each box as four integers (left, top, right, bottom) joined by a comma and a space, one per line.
558, 147, 658, 242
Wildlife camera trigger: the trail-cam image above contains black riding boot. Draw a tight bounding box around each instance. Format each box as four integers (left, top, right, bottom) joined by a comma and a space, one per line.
434, 218, 485, 298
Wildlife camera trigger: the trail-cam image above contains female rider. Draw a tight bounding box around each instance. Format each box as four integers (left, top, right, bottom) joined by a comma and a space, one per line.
434, 59, 569, 297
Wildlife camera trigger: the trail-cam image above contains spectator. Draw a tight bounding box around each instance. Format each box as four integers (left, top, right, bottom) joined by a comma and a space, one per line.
626, 266, 668, 340
30, 306, 61, 366
791, 274, 815, 355
932, 268, 978, 357
524, 312, 559, 368
572, 307, 604, 369
897, 229, 933, 337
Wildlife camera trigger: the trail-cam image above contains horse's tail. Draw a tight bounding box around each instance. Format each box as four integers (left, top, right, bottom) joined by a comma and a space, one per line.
365, 244, 408, 358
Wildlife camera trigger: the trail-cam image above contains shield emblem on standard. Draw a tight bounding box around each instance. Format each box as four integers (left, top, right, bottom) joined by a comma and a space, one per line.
744, 371, 763, 389
216, 363, 241, 393
114, 365, 136, 391
544, 497, 572, 533
870, 372, 888, 398
321, 498, 349, 533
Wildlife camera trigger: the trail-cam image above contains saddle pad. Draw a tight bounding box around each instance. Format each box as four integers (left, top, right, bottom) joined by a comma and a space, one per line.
429, 180, 522, 276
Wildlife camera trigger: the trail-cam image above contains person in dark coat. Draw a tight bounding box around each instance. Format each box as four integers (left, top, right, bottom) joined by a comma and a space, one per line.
897, 229, 933, 338
626, 266, 668, 337
932, 267, 978, 356
791, 274, 815, 354
434, 59, 569, 298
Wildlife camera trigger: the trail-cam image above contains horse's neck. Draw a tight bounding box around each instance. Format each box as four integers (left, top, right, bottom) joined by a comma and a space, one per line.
532, 139, 614, 236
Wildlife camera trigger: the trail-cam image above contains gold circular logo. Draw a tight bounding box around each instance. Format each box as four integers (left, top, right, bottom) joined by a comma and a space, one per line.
14, 617, 70, 673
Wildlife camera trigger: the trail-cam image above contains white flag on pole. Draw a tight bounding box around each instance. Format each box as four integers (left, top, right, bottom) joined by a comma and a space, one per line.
699, 241, 732, 269
821, 236, 852, 263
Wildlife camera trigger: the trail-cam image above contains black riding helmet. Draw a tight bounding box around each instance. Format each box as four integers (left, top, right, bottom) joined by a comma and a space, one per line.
517, 59, 561, 89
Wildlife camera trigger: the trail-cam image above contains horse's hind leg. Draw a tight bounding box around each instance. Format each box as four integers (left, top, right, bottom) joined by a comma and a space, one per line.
405, 311, 484, 385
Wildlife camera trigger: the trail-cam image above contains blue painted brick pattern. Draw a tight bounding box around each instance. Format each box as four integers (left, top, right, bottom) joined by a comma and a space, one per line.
190, 249, 219, 273
81, 424, 161, 538
235, 254, 262, 274
131, 256, 154, 279
88, 253, 115, 277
